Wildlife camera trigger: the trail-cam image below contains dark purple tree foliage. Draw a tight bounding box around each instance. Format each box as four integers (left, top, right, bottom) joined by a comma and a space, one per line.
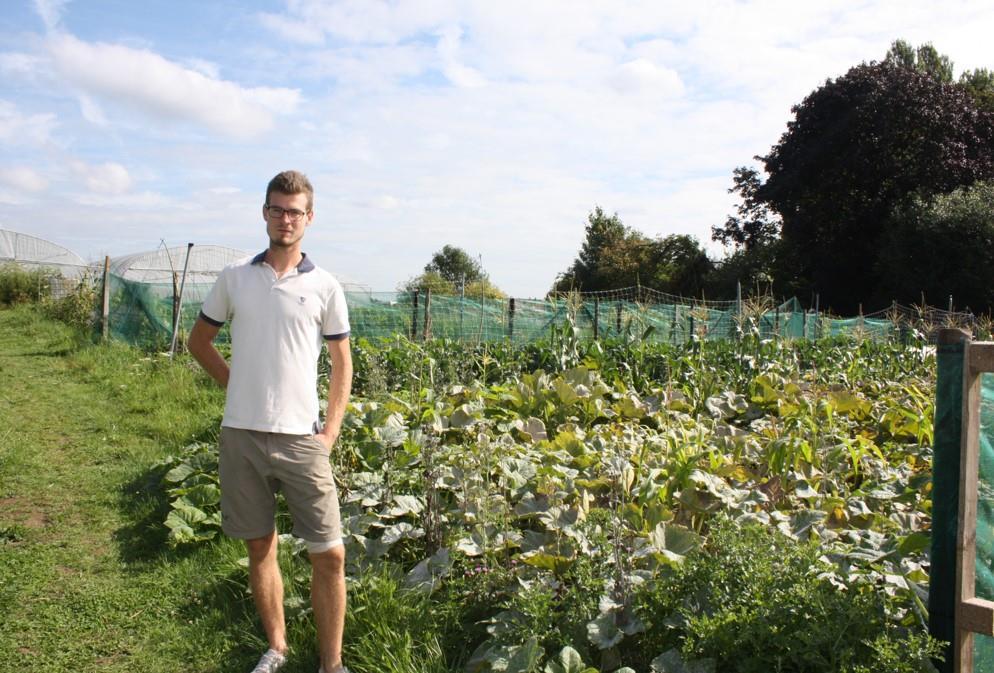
751, 61, 994, 311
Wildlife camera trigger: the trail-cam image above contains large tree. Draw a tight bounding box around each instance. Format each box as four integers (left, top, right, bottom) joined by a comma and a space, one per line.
752, 57, 994, 311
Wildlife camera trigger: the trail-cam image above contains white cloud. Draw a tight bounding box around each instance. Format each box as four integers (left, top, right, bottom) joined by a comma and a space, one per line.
0, 101, 57, 146
610, 58, 684, 97
0, 52, 47, 80
437, 25, 486, 88
0, 167, 49, 193
77, 93, 108, 126
32, 0, 67, 32
47, 34, 301, 139
257, 12, 327, 45
72, 191, 170, 208
258, 0, 458, 45
71, 160, 133, 195
183, 58, 221, 80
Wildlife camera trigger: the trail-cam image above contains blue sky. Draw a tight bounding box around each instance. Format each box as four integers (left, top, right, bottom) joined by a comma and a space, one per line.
2, 0, 993, 297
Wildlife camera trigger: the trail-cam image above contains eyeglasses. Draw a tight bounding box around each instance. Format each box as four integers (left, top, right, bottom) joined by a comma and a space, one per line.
265, 205, 309, 222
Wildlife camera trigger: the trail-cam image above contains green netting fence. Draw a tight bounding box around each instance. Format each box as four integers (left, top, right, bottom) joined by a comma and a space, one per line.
100, 276, 973, 349
977, 375, 994, 669
931, 334, 994, 673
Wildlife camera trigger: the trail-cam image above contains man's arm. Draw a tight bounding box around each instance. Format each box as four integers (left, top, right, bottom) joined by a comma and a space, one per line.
316, 337, 352, 448
187, 317, 229, 388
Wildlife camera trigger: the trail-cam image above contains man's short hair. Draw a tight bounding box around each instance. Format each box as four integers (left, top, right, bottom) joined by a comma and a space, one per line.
266, 170, 314, 210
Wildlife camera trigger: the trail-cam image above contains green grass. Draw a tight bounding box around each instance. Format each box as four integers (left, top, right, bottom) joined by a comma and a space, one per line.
0, 303, 943, 673
0, 305, 311, 672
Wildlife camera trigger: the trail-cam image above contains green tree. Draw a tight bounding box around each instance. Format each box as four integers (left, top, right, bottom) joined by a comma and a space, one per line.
553, 207, 712, 296
552, 207, 631, 291
401, 245, 504, 297
642, 234, 712, 297
960, 68, 994, 112
424, 245, 485, 284
877, 180, 994, 312
711, 167, 780, 252
885, 39, 954, 82
398, 269, 454, 296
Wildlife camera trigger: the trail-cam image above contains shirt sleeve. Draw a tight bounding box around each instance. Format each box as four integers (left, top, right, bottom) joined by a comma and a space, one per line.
199, 268, 230, 326
322, 280, 350, 340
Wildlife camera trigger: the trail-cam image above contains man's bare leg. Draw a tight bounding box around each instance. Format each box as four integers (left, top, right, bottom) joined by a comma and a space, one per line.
247, 532, 288, 655
310, 545, 346, 671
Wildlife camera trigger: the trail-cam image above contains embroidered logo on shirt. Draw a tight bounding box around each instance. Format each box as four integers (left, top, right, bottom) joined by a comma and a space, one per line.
299, 297, 307, 304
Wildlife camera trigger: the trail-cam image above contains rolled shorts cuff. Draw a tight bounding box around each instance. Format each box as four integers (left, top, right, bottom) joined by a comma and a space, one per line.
305, 537, 344, 554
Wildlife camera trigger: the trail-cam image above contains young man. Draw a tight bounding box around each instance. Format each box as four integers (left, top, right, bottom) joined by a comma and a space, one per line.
188, 170, 352, 673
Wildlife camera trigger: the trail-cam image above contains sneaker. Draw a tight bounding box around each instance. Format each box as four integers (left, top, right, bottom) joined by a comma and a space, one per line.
251, 649, 287, 673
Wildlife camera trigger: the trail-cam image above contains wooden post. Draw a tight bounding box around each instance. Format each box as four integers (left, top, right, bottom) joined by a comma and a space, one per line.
593, 297, 600, 340
101, 255, 110, 340
423, 287, 432, 341
956, 335, 984, 673
507, 298, 515, 340
411, 290, 419, 340
616, 302, 622, 334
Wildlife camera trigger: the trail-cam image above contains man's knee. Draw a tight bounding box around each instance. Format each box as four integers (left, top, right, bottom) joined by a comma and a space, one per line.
245, 531, 278, 564
309, 543, 345, 576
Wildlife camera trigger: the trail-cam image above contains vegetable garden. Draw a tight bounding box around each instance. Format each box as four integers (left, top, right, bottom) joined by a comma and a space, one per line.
161, 317, 943, 672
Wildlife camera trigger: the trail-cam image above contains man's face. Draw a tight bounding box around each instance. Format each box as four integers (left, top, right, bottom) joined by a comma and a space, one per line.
263, 191, 313, 249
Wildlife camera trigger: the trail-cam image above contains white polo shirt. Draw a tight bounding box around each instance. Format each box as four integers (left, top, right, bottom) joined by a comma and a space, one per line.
200, 251, 350, 435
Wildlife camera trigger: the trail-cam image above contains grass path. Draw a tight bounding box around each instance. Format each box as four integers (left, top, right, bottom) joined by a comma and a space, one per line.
0, 306, 282, 673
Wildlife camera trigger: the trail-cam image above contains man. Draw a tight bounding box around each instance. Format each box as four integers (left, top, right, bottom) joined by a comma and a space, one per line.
188, 170, 352, 673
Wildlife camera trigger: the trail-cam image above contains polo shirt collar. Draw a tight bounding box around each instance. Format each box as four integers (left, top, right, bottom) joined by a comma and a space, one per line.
251, 250, 315, 273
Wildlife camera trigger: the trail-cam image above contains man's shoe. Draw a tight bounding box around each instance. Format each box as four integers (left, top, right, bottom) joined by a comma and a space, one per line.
251, 649, 287, 673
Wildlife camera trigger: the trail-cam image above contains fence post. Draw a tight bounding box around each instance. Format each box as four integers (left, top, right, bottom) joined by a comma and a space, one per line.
930, 329, 969, 673
736, 281, 743, 340
814, 293, 821, 339
101, 255, 110, 341
423, 287, 432, 341
169, 243, 194, 358
616, 302, 622, 334
508, 297, 515, 340
411, 290, 419, 340
172, 271, 180, 341
593, 297, 600, 340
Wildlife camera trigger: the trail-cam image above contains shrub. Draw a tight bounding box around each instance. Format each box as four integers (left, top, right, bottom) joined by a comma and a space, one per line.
633, 517, 942, 673
44, 273, 99, 333
0, 263, 52, 305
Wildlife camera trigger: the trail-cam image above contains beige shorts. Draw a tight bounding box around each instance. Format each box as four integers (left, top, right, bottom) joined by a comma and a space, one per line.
218, 426, 342, 546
